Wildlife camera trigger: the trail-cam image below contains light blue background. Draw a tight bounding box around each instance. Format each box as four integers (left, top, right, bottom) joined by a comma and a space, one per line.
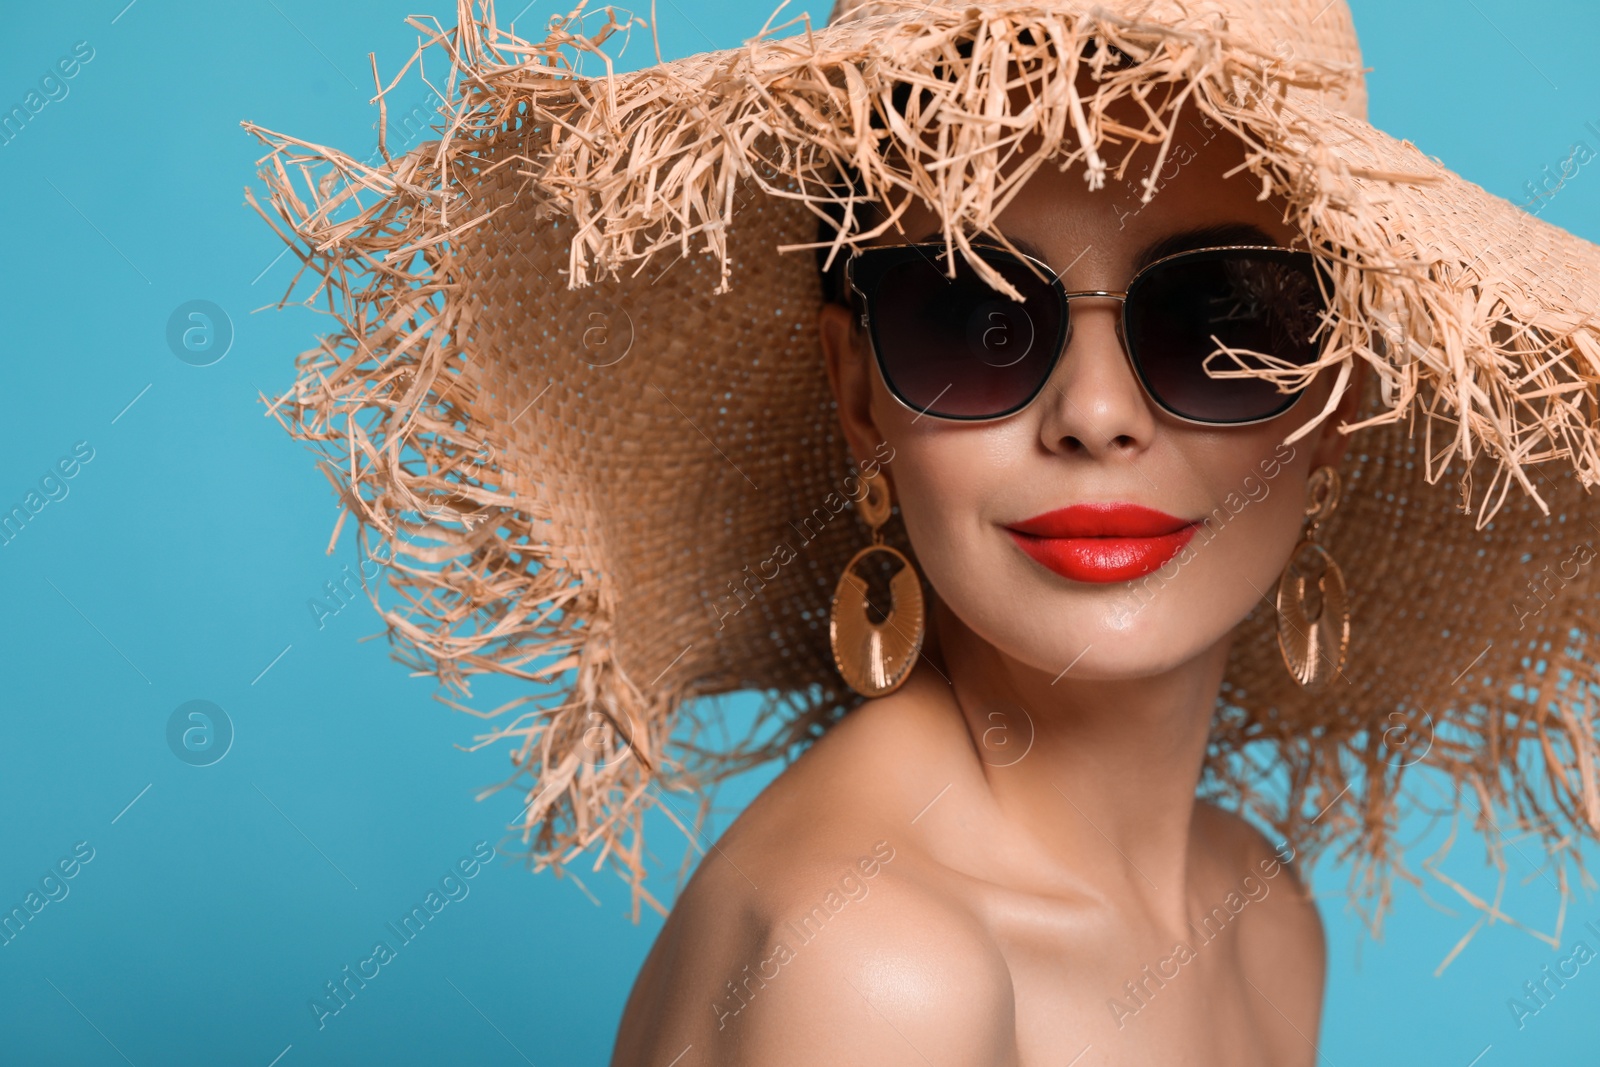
1, 1, 1596, 1063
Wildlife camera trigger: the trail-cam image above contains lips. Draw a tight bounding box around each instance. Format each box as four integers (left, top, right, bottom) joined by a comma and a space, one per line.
1005, 503, 1202, 584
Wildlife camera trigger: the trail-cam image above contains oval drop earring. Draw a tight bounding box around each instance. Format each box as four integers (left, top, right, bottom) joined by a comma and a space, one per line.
829, 468, 926, 698
1276, 465, 1351, 690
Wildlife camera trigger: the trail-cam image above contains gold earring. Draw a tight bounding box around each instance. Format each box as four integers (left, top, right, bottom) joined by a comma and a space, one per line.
1276, 465, 1350, 690
829, 468, 925, 698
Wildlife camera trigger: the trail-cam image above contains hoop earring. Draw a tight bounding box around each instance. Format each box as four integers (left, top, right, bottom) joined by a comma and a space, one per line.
829, 468, 925, 698
1276, 465, 1350, 690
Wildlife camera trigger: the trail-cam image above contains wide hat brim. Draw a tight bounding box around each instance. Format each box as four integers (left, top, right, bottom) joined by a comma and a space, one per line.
246, 0, 1600, 921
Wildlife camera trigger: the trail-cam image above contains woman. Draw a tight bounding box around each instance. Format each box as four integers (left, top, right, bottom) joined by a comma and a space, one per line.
245, 0, 1600, 1063
612, 115, 1347, 1062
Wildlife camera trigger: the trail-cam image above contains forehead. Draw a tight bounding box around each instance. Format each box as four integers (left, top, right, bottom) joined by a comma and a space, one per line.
863, 98, 1300, 284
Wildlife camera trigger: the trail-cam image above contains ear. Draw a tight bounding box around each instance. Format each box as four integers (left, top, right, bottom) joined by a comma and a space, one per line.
1307, 356, 1369, 472
819, 301, 891, 474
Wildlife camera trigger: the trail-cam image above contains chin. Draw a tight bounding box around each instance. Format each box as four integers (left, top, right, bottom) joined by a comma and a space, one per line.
928, 535, 1263, 683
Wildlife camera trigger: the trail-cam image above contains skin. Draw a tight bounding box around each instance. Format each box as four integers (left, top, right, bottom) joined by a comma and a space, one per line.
611, 109, 1367, 1066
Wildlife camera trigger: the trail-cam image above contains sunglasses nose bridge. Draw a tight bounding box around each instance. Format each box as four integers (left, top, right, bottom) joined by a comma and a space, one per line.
1056, 289, 1130, 361
1059, 290, 1129, 306
1047, 289, 1140, 398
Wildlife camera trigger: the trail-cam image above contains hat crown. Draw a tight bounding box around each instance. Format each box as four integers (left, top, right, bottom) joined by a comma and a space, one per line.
826, 0, 1368, 119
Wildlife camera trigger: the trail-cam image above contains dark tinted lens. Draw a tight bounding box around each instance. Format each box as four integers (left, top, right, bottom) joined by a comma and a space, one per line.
1125, 250, 1326, 423
867, 248, 1064, 419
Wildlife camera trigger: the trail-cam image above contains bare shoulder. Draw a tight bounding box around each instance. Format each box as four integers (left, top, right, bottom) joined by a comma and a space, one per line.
613, 672, 1017, 1066
1209, 806, 1321, 945
1192, 802, 1327, 1042
714, 856, 1015, 1065
1192, 802, 1324, 954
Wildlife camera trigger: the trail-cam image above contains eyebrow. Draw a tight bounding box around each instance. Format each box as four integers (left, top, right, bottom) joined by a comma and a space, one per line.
914, 229, 1050, 264
1132, 223, 1281, 270
912, 222, 1281, 276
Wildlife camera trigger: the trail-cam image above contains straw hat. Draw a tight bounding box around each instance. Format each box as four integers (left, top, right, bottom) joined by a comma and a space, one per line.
245, 0, 1600, 924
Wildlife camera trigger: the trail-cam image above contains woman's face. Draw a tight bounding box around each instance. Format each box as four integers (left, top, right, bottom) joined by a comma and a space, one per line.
820, 126, 1364, 684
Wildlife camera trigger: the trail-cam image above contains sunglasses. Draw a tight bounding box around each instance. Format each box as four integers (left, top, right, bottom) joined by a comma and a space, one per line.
844, 242, 1330, 425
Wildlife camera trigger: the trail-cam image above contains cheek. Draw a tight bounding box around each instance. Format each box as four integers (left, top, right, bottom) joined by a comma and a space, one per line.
873, 395, 1048, 647
1102, 430, 1317, 659
884, 419, 1019, 570
1172, 450, 1313, 622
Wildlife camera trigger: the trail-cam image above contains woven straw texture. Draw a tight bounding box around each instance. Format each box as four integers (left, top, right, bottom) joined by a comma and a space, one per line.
245, 0, 1600, 934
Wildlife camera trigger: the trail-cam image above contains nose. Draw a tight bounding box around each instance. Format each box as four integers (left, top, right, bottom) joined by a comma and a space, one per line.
1034, 298, 1157, 459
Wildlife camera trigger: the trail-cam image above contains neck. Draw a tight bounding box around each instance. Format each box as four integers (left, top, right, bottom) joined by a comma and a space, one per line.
927, 596, 1233, 920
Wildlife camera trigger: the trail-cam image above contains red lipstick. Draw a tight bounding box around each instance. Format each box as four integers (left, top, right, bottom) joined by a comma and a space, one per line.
1005, 503, 1201, 584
